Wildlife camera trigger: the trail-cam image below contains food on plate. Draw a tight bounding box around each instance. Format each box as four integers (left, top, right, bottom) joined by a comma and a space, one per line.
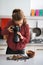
7, 55, 23, 60
12, 55, 23, 59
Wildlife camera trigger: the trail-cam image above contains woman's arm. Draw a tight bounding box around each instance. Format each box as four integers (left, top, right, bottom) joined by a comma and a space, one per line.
16, 24, 30, 50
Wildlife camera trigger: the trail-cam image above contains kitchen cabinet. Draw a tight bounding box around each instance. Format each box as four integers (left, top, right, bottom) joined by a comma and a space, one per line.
25, 43, 43, 53
25, 45, 35, 54
0, 44, 43, 55
34, 45, 43, 52
0, 40, 7, 54
0, 45, 7, 54
0, 42, 43, 54
0, 39, 43, 55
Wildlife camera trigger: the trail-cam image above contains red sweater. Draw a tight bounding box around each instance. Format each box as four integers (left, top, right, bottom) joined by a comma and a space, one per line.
2, 21, 30, 51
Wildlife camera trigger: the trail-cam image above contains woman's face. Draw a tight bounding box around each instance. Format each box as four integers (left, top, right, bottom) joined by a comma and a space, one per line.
14, 19, 23, 27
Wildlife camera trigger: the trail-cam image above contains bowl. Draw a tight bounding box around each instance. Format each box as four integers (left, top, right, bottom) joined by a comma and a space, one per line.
26, 50, 35, 58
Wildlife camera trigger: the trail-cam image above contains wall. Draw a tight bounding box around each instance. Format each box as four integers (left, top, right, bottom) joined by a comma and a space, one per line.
30, 0, 43, 9
0, 0, 30, 16
0, 0, 43, 28
0, 0, 30, 29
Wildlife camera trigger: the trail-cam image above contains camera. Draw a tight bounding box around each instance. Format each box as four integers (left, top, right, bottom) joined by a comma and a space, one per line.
11, 26, 20, 43
12, 26, 20, 32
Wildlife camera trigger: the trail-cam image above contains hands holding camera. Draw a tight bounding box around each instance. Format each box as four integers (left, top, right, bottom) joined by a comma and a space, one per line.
17, 32, 23, 39
8, 25, 14, 33
8, 26, 23, 40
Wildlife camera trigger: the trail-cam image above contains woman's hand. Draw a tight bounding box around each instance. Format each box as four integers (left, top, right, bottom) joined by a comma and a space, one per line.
3, 35, 8, 41
8, 25, 14, 33
17, 32, 23, 39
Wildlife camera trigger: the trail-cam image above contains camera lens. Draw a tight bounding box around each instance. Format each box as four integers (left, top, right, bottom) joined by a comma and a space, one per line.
13, 26, 20, 43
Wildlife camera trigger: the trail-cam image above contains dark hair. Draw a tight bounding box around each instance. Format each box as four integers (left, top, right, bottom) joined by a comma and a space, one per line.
12, 9, 21, 14
12, 9, 27, 25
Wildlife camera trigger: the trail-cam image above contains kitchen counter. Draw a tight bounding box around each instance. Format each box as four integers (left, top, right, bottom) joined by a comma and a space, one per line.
0, 51, 43, 65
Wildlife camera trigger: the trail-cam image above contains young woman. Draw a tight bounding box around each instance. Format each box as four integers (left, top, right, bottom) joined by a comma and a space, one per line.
2, 9, 30, 54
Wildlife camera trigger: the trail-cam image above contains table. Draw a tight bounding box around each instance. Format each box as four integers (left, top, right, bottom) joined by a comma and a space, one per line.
0, 51, 43, 65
